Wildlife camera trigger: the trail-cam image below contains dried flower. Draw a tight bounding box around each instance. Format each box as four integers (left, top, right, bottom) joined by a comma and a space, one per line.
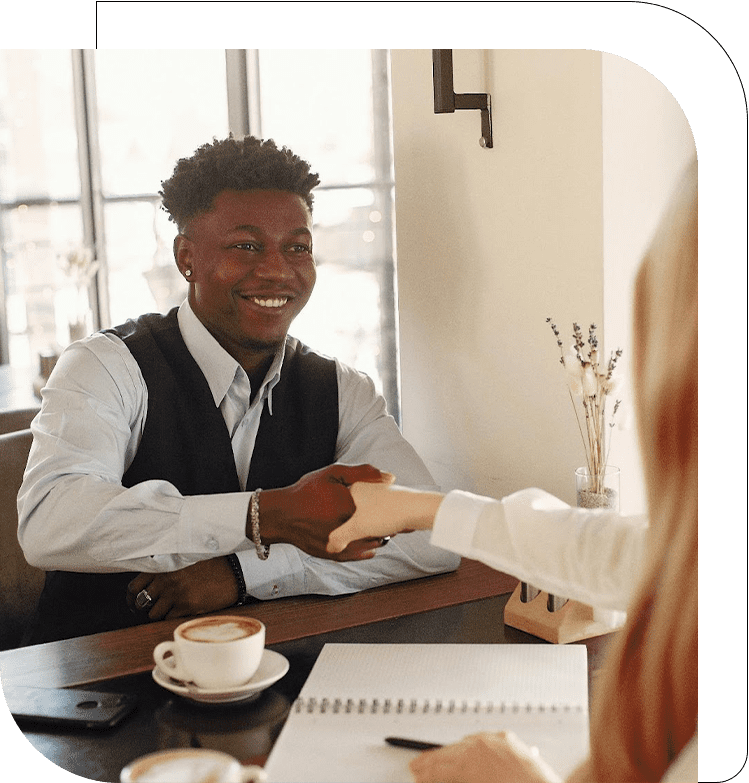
563, 348, 584, 394
548, 318, 623, 494
59, 245, 99, 288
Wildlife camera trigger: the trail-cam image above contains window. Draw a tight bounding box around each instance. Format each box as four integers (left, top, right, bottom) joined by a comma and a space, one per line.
0, 50, 83, 375
0, 50, 399, 418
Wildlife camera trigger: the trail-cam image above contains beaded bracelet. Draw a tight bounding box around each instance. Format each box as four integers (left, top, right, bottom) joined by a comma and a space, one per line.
225, 554, 247, 606
250, 488, 270, 560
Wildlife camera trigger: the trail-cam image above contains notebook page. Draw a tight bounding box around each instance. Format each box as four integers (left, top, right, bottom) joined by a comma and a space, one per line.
265, 644, 590, 782
266, 707, 589, 783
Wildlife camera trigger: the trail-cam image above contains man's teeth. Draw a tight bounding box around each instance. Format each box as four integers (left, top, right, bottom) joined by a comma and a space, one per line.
252, 297, 288, 308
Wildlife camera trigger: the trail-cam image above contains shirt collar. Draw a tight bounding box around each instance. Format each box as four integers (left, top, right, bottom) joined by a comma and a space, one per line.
177, 300, 285, 411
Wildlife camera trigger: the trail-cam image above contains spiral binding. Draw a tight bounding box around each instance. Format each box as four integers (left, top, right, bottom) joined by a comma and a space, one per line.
293, 697, 585, 715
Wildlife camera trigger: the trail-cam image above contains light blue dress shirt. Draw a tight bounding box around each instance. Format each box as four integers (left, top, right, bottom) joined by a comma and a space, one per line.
18, 301, 459, 600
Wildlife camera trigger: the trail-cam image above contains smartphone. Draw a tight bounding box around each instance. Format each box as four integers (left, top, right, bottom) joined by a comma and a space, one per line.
2, 684, 138, 729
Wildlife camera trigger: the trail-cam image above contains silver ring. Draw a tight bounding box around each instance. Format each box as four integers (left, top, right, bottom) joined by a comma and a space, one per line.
379, 536, 391, 547
135, 588, 154, 611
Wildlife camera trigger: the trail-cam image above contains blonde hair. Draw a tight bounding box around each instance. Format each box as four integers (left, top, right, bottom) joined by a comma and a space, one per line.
574, 160, 698, 782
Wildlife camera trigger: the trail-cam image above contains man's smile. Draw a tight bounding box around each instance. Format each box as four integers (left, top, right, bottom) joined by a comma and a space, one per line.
251, 296, 289, 308
237, 292, 293, 310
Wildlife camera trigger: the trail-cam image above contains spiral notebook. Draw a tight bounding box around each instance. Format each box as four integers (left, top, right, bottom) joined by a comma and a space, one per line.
264, 643, 590, 782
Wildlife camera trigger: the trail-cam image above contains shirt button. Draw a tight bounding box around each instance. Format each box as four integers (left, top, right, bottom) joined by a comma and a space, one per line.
207, 537, 219, 552
271, 585, 280, 596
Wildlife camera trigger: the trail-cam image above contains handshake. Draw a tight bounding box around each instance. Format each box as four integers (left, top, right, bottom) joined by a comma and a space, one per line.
252, 464, 442, 563
128, 464, 446, 623
128, 465, 442, 623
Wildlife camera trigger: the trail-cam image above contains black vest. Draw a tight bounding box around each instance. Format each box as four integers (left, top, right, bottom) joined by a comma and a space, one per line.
26, 309, 338, 644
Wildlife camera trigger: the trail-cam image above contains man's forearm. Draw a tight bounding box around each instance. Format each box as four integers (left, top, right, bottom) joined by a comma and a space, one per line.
20, 475, 250, 573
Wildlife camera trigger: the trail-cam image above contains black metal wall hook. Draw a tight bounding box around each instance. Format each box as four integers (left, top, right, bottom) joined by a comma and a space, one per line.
432, 49, 493, 149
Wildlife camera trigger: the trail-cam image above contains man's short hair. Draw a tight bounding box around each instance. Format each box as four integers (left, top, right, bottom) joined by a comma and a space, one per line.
160, 135, 321, 230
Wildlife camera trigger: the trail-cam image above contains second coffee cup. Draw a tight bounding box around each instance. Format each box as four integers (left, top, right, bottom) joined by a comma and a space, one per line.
154, 616, 265, 690
120, 748, 267, 782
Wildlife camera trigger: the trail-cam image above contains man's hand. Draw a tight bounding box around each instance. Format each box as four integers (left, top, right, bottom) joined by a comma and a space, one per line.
255, 463, 394, 561
127, 557, 240, 621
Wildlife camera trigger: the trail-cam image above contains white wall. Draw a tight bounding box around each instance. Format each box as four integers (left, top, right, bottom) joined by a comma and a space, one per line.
391, 49, 695, 511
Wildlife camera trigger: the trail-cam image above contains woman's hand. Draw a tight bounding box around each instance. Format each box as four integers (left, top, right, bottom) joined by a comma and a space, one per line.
409, 732, 563, 783
327, 482, 443, 554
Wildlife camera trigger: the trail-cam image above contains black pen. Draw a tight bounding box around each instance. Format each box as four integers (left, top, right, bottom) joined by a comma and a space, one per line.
385, 736, 443, 751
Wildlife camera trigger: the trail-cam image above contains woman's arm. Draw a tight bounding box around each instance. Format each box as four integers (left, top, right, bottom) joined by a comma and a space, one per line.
328, 483, 648, 612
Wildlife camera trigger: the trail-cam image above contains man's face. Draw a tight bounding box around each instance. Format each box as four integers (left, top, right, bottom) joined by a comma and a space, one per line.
176, 189, 316, 369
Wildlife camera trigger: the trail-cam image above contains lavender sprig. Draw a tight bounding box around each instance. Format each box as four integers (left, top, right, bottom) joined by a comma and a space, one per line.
547, 318, 623, 493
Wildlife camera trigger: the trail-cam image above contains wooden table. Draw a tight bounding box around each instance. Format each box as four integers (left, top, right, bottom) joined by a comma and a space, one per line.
0, 559, 516, 689
0, 560, 613, 782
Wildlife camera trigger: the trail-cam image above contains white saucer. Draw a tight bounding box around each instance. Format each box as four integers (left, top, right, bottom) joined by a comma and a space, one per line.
152, 649, 289, 705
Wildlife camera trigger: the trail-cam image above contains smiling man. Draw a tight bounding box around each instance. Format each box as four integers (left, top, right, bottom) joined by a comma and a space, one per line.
18, 136, 459, 644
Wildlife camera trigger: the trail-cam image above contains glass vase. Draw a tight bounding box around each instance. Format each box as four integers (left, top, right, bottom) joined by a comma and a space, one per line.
575, 466, 620, 511
66, 284, 93, 343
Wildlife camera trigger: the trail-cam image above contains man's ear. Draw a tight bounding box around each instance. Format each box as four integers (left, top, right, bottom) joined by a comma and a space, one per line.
174, 234, 193, 278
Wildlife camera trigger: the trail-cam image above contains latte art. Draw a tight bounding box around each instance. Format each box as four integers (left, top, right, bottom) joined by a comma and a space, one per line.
182, 619, 257, 643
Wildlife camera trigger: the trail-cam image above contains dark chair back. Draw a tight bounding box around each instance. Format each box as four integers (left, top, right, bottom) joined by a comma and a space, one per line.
0, 406, 40, 435
0, 428, 45, 649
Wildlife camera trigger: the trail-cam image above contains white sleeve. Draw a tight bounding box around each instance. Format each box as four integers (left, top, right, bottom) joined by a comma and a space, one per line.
17, 334, 249, 574
431, 487, 649, 611
235, 529, 454, 601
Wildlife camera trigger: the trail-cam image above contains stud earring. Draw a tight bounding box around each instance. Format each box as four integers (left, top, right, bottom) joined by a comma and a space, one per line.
184, 269, 192, 278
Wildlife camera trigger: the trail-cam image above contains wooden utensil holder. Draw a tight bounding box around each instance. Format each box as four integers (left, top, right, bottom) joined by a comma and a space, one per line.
504, 583, 621, 644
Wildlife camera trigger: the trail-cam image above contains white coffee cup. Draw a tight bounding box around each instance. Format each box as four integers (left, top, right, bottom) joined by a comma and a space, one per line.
153, 616, 265, 690
120, 748, 267, 783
